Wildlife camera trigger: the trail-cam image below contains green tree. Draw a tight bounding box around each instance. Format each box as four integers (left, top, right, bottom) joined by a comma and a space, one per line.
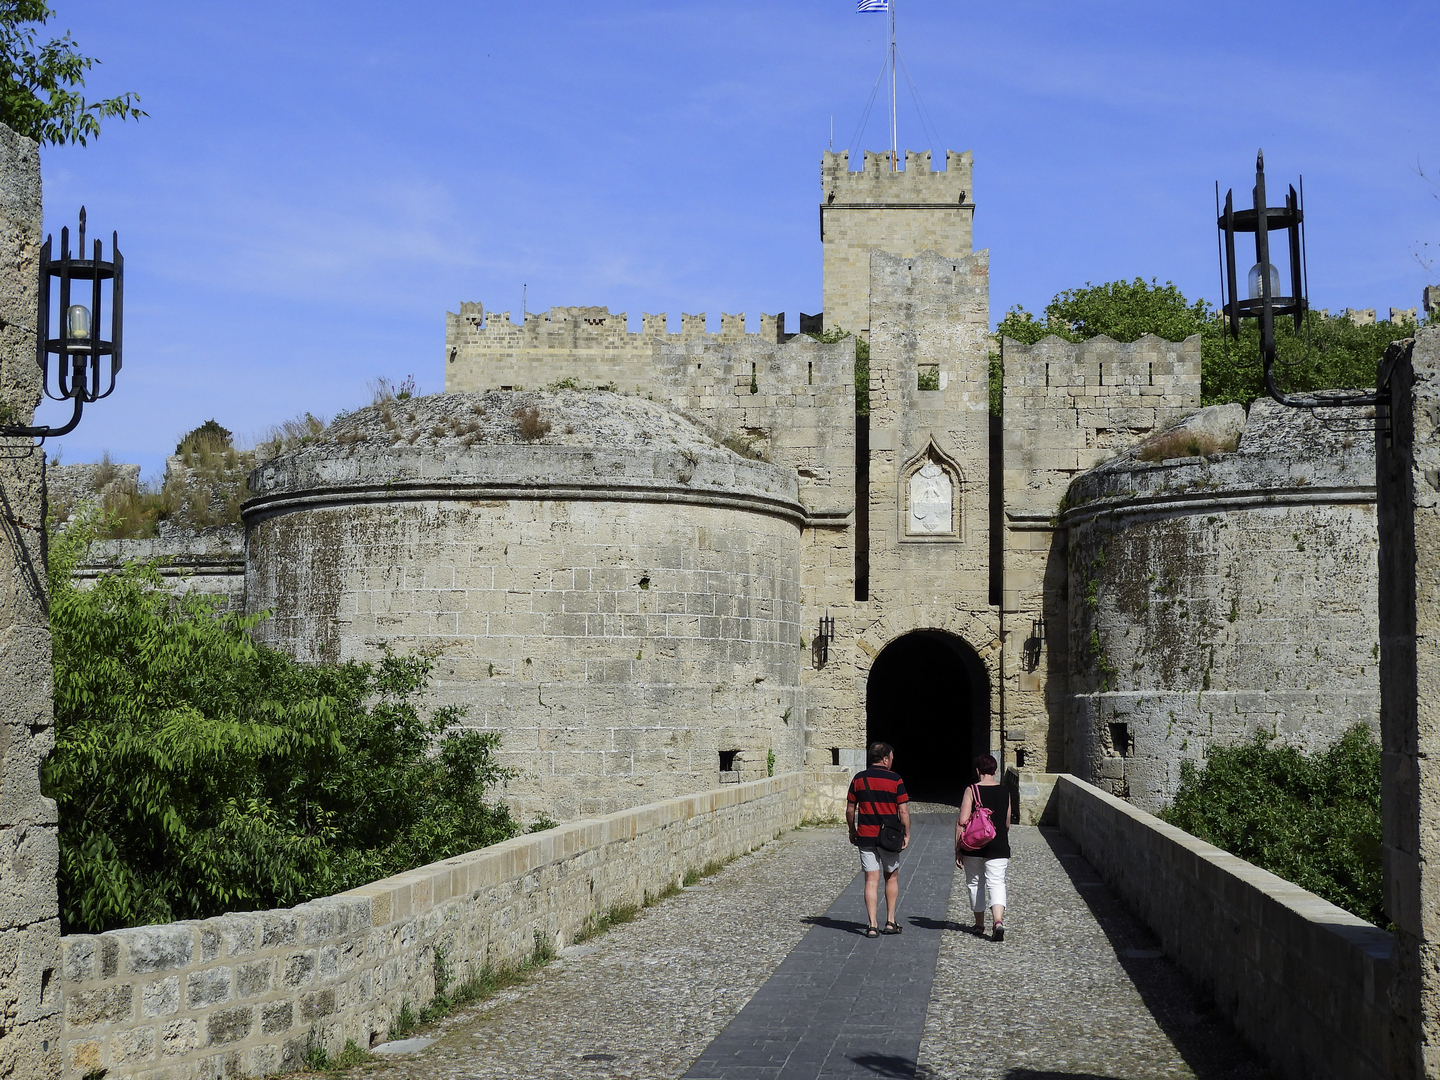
0, 1, 144, 146
995, 277, 1410, 408
1161, 725, 1383, 927
43, 518, 519, 933
997, 277, 1210, 346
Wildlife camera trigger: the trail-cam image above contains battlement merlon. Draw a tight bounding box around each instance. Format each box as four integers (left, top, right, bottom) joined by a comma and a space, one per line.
821, 149, 973, 206
446, 305, 796, 356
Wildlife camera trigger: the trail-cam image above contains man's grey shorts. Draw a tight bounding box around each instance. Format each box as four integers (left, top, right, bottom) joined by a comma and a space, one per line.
858, 846, 901, 874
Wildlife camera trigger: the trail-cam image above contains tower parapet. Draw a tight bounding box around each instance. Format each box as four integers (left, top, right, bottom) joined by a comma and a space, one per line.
821, 149, 972, 206
821, 149, 977, 340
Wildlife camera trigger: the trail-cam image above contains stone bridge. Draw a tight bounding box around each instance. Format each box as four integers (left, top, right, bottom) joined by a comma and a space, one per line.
56, 772, 1392, 1080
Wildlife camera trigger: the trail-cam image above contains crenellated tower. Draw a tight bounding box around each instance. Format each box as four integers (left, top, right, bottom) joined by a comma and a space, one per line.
820, 149, 975, 339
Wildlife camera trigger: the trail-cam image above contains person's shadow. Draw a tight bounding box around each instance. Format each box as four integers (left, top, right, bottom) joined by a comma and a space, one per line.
905, 915, 968, 933
848, 1052, 919, 1077
799, 914, 872, 935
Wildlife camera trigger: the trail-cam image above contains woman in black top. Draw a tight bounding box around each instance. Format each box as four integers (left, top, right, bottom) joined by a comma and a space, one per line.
955, 754, 1011, 941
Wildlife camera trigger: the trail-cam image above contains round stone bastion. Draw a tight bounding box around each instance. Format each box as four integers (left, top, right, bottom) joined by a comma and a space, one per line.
242, 390, 806, 823
1060, 397, 1378, 813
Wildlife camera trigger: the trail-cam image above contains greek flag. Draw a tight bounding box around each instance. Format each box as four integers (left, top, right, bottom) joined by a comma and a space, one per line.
857, 0, 888, 10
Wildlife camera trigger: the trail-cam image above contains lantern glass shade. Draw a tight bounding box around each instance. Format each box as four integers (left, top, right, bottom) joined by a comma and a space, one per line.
66, 303, 91, 339
1247, 262, 1281, 300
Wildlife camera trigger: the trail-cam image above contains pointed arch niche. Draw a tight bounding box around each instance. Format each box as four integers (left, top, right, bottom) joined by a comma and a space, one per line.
897, 438, 963, 543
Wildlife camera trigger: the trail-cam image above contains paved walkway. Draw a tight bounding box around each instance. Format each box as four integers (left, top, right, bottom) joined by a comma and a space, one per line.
683, 813, 956, 1079
342, 821, 1271, 1080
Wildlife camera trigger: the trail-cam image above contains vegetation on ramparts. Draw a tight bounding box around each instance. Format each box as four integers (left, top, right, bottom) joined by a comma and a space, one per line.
43, 516, 520, 934
1161, 724, 1383, 927
995, 277, 1426, 409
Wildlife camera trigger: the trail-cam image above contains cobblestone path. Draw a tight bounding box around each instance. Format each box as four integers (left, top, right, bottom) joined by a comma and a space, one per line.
339, 821, 1271, 1080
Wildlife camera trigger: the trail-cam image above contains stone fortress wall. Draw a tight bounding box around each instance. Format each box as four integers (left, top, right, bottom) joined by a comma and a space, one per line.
68, 527, 245, 609
243, 392, 808, 823
999, 333, 1203, 775
37, 146, 1396, 818
1062, 399, 1379, 812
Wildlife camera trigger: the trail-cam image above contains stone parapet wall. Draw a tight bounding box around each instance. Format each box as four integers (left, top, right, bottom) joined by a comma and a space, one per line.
1056, 774, 1395, 1080
1062, 399, 1378, 810
47, 461, 141, 518
73, 526, 245, 609
59, 773, 817, 1080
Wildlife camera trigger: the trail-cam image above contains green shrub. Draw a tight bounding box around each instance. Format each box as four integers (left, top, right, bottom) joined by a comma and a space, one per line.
43, 519, 519, 933
1160, 724, 1383, 927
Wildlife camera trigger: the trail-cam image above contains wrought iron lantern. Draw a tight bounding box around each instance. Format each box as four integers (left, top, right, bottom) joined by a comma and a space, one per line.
1216, 151, 1373, 409
1022, 616, 1044, 672
1, 207, 123, 439
815, 611, 835, 666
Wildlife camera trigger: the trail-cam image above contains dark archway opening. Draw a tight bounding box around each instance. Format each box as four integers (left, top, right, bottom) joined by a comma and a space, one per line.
865, 630, 990, 804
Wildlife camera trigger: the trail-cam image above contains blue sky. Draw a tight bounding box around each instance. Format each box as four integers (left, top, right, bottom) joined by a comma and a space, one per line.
34, 0, 1440, 478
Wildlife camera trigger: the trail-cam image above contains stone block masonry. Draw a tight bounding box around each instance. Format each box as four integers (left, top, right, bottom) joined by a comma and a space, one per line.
244, 391, 808, 824
1001, 332, 1201, 774
0, 120, 60, 1080
821, 149, 974, 339
58, 772, 828, 1080
1057, 774, 1395, 1080
1376, 327, 1440, 1077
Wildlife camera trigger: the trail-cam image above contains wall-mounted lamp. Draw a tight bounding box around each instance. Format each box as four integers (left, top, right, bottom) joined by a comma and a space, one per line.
815, 611, 835, 667
1216, 152, 1372, 410
1, 207, 124, 439
1022, 616, 1044, 672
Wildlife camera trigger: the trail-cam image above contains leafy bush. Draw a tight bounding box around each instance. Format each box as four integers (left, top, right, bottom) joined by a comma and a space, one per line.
1160, 725, 1383, 927
995, 277, 1412, 409
43, 521, 519, 933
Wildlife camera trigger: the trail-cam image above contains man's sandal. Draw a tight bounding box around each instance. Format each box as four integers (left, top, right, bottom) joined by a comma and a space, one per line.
882, 921, 903, 935
864, 925, 880, 938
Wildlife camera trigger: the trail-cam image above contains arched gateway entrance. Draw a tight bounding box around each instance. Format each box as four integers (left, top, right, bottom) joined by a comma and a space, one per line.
865, 630, 990, 803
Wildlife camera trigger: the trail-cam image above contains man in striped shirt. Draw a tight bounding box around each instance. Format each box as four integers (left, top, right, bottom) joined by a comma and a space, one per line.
845, 741, 911, 937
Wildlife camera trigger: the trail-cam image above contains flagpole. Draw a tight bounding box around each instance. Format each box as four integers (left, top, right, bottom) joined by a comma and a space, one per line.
889, 0, 897, 170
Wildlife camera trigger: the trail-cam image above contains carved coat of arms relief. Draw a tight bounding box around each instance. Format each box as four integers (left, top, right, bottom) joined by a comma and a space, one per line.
908, 461, 953, 534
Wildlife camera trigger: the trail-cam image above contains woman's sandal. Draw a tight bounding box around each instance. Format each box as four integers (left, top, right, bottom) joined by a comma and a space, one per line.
882, 921, 903, 935
865, 924, 880, 938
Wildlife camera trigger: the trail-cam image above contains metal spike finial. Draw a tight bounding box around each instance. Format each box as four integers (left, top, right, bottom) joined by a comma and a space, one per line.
1257, 149, 1264, 171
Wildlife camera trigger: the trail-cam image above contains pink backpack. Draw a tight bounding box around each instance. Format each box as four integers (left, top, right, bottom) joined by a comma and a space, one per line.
958, 784, 997, 853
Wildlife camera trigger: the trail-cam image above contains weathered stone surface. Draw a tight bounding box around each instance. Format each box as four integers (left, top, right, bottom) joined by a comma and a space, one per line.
0, 118, 59, 1080
1000, 333, 1202, 775
1062, 397, 1378, 810
140, 976, 179, 1017
126, 927, 194, 974
204, 1006, 253, 1046
243, 391, 807, 823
